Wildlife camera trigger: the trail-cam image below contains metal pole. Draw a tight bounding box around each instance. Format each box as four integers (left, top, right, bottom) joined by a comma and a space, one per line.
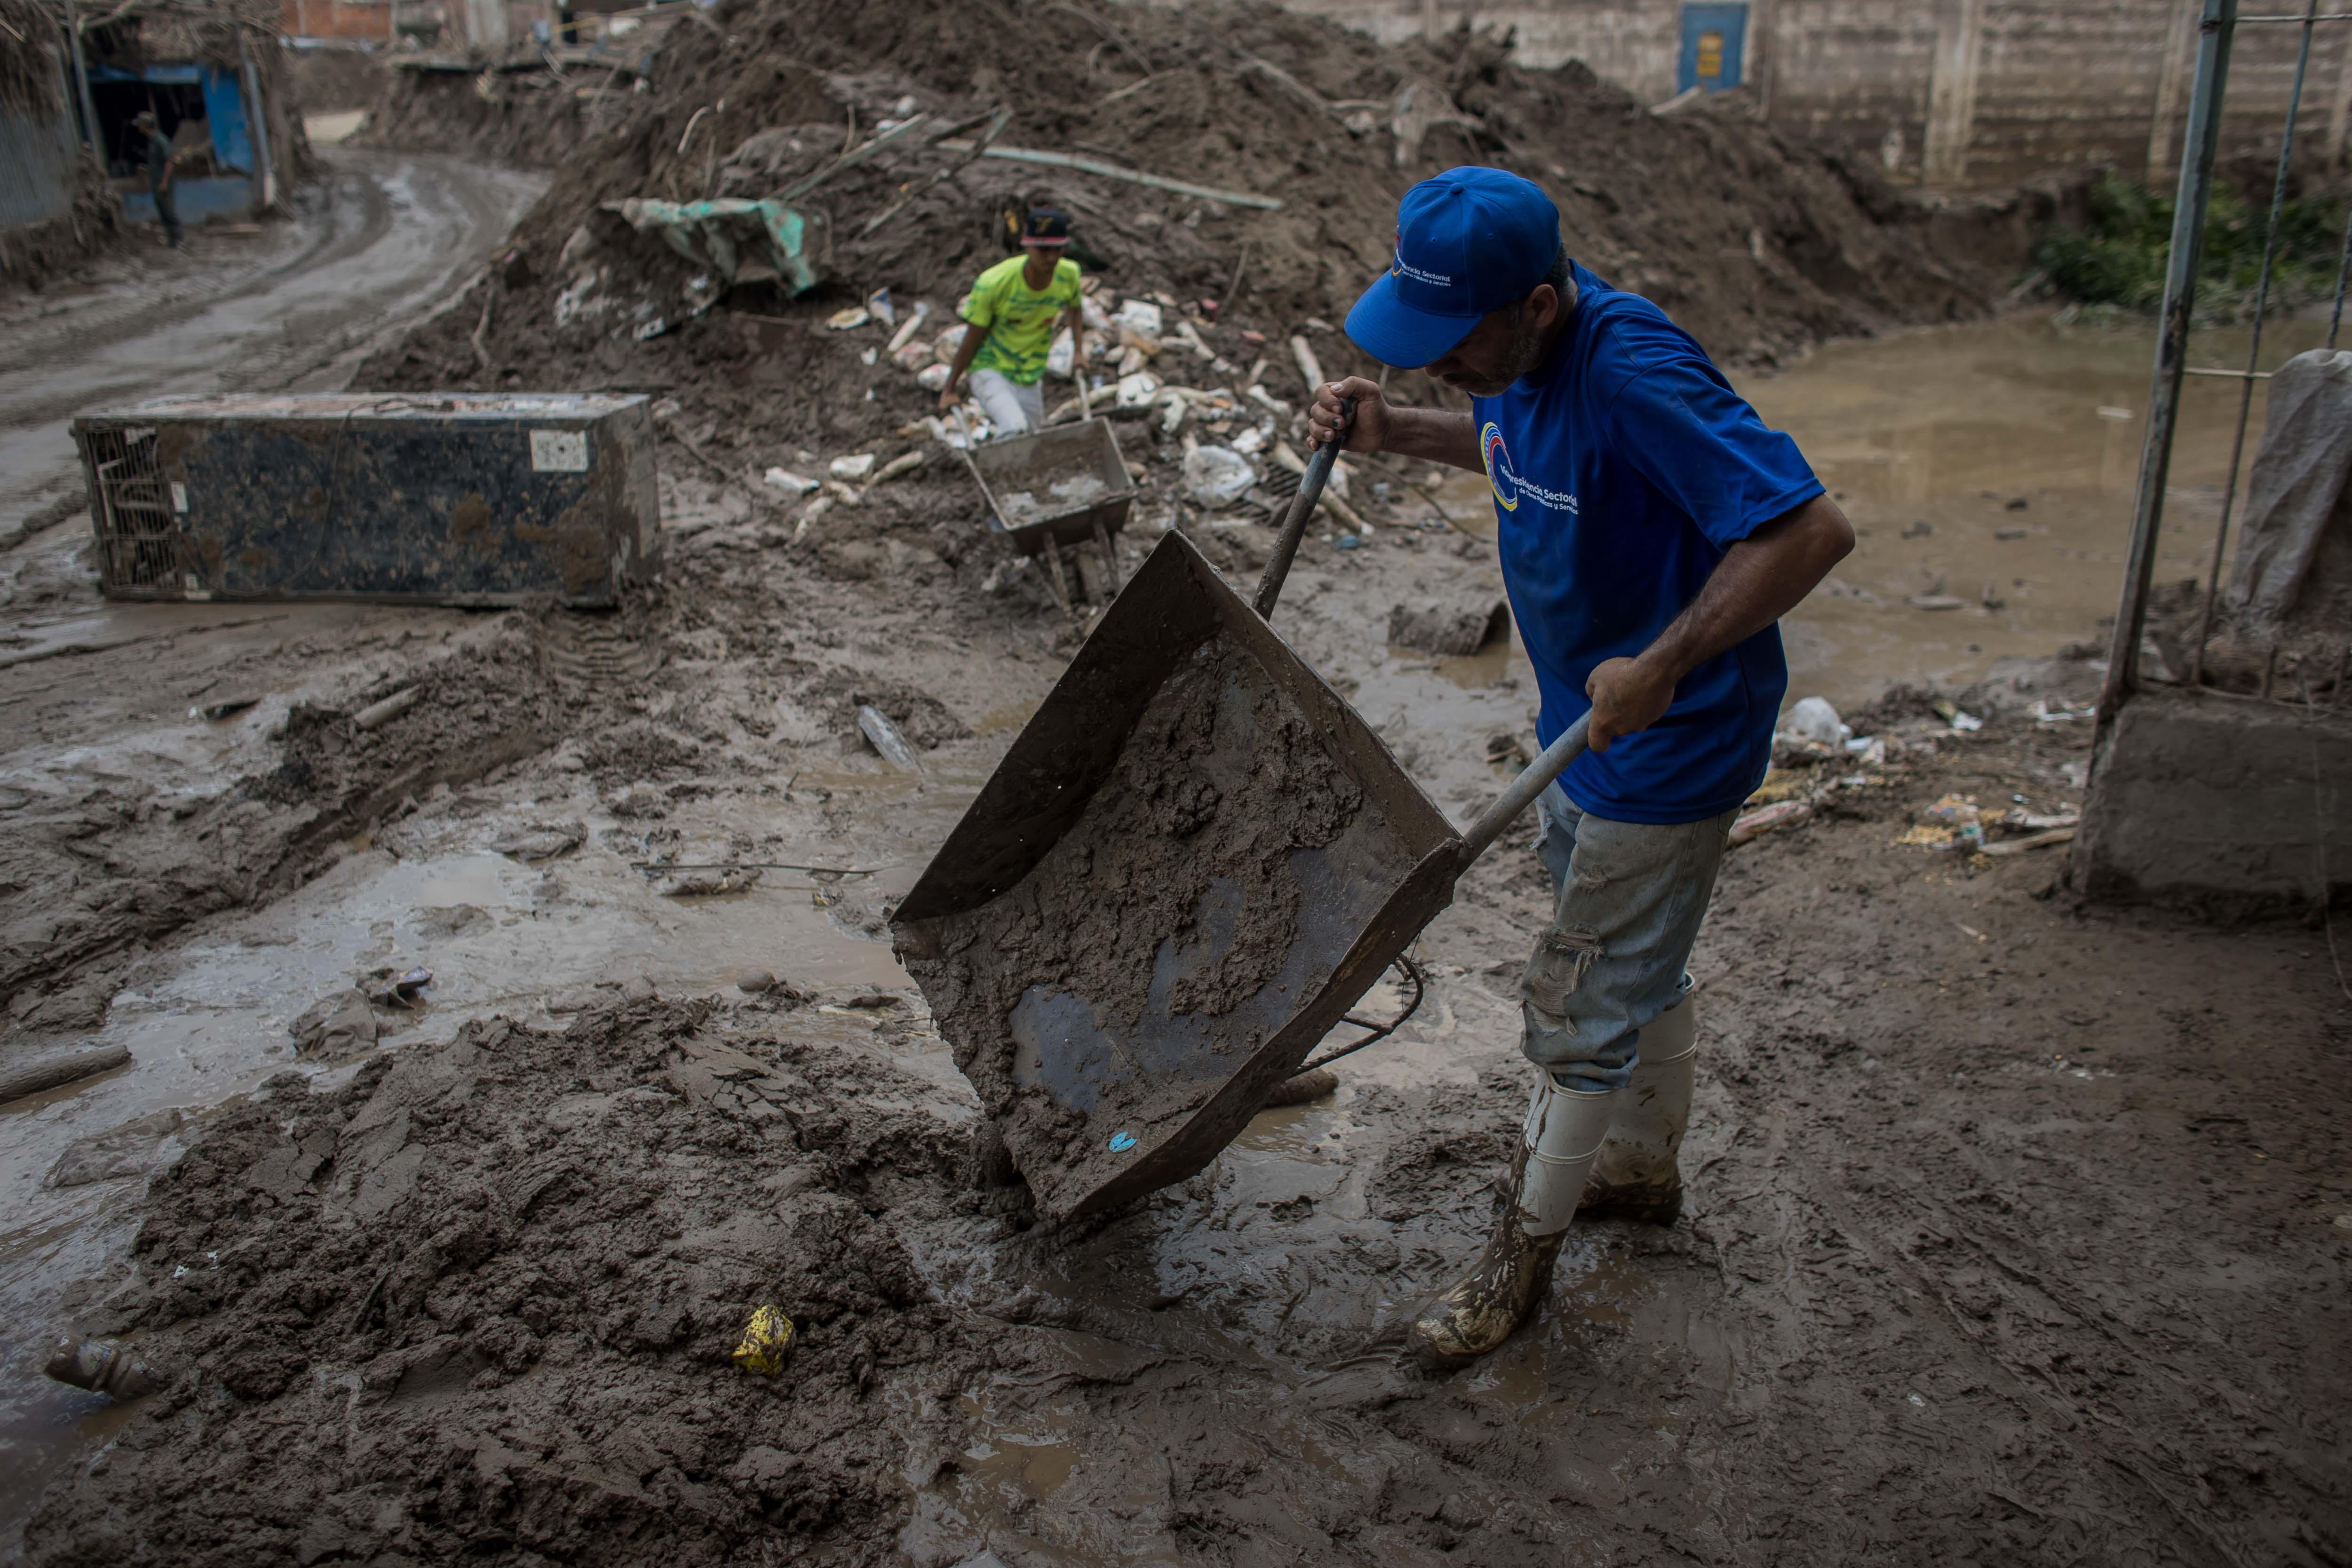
2187, 0, 2319, 687
2097, 0, 2237, 728
236, 24, 275, 215
63, 0, 103, 157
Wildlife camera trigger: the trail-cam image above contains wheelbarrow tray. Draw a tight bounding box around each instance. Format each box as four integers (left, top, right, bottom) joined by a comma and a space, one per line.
966, 417, 1136, 556
891, 528, 1465, 1224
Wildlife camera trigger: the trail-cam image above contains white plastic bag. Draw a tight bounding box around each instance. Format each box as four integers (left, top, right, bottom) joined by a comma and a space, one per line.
1781, 696, 1850, 747
1183, 445, 1256, 508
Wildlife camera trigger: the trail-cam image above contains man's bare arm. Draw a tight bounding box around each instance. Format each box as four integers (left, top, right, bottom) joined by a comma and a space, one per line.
1585, 493, 1855, 751
1308, 377, 1481, 471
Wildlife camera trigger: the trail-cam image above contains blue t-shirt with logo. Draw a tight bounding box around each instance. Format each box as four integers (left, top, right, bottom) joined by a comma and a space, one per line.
1473, 261, 1823, 825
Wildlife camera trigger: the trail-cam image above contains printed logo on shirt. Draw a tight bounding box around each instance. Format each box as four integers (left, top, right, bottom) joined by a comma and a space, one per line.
1480, 423, 1578, 516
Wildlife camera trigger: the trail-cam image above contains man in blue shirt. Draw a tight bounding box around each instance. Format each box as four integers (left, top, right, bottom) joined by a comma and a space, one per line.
1310, 167, 1851, 1364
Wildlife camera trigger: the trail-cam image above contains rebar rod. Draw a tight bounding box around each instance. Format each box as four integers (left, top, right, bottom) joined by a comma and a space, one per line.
2188, 0, 2318, 689
2099, 0, 2238, 729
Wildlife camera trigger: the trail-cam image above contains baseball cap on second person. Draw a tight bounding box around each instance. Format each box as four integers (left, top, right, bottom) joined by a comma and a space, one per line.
1344, 167, 1561, 368
1021, 206, 1072, 246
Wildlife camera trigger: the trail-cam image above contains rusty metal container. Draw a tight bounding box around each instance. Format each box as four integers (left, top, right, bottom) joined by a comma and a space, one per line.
69, 392, 660, 606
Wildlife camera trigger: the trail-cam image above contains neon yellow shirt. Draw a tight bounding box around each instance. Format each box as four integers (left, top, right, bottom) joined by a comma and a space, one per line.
961, 255, 1081, 385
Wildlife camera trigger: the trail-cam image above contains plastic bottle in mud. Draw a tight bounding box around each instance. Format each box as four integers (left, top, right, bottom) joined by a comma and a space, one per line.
45, 1334, 163, 1400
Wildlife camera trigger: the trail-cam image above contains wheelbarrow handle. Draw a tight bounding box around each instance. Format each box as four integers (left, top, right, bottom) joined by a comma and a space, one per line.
1252, 397, 1352, 620
1457, 713, 1592, 866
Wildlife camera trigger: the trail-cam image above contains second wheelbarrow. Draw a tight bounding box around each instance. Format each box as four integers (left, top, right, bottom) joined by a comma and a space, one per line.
955, 413, 1136, 612
891, 429, 1591, 1224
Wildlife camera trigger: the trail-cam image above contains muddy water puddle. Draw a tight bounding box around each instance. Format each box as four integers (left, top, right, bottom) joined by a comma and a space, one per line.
1403, 309, 2342, 711
0, 740, 993, 1538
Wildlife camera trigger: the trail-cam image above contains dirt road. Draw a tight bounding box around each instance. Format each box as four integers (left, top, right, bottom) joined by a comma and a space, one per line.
0, 147, 545, 544
0, 145, 542, 1541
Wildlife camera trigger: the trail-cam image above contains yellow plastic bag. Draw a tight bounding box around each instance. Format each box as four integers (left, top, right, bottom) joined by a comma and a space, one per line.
732, 1306, 795, 1376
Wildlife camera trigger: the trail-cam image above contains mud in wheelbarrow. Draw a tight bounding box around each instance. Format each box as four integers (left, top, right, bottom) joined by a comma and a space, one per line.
892, 527, 1480, 1224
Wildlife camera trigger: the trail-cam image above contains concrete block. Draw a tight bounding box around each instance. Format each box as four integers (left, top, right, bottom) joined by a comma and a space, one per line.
2073, 686, 2352, 912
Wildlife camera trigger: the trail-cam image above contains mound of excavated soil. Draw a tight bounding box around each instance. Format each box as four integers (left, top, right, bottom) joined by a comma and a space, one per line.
280, 45, 388, 114
355, 0, 2011, 464
22, 994, 982, 1568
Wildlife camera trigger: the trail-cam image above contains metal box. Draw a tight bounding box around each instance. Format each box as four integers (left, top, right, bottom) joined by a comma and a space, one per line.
967, 418, 1136, 555
70, 393, 661, 606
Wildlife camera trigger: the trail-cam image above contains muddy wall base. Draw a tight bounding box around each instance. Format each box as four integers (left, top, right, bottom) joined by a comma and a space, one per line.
2074, 686, 2352, 915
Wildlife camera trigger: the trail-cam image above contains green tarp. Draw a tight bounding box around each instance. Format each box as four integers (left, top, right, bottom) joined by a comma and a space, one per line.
602, 198, 829, 294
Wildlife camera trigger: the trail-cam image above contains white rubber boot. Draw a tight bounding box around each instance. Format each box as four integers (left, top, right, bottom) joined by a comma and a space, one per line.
1410, 1074, 1621, 1365
1580, 996, 1696, 1225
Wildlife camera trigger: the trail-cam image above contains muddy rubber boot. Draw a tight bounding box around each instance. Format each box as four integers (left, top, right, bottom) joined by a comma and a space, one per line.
1579, 997, 1696, 1225
1409, 1075, 1620, 1366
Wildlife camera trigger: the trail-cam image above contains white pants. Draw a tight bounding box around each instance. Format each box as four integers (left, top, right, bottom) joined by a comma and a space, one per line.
969, 368, 1045, 438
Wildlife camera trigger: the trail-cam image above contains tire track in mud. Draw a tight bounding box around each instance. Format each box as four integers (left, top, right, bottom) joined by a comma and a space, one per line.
1715, 1090, 2249, 1566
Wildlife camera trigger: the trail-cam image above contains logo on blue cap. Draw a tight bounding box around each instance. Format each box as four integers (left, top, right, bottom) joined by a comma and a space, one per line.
1346, 167, 1562, 369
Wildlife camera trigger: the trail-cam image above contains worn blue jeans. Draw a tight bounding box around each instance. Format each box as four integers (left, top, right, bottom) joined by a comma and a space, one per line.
1521, 782, 1737, 1093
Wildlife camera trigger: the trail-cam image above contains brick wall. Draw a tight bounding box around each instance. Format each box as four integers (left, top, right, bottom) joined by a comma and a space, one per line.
284, 0, 392, 44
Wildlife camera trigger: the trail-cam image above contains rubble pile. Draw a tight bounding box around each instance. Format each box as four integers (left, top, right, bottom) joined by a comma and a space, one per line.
23, 995, 987, 1567
358, 0, 2012, 512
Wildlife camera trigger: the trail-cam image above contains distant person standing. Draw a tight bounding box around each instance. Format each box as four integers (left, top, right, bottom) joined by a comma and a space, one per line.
937, 206, 1085, 438
135, 110, 182, 249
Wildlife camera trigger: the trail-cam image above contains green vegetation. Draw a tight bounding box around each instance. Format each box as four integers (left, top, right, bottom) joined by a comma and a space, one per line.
2032, 170, 2350, 319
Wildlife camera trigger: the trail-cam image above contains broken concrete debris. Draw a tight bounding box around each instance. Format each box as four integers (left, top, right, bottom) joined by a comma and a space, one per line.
0, 1043, 132, 1107
1389, 595, 1509, 657
44, 1335, 165, 1401
290, 989, 378, 1056
856, 703, 920, 771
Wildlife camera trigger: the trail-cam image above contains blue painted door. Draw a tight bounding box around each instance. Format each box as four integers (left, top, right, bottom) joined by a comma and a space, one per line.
200, 66, 251, 173
1677, 3, 1748, 95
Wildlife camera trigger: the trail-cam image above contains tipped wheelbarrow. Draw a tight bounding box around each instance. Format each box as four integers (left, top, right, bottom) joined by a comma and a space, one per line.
891, 422, 1591, 1224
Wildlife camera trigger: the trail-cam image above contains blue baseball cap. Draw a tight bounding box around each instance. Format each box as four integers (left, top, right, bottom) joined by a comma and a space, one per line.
1344, 167, 1563, 368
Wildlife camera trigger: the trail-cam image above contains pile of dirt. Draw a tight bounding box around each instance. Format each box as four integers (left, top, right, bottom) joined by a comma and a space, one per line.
358, 64, 606, 168
21, 992, 984, 1567
278, 43, 386, 113
354, 0, 2012, 473
0, 151, 125, 297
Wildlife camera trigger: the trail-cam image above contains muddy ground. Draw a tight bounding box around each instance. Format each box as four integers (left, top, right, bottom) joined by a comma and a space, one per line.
4, 11, 2346, 1556
5, 450, 2348, 1562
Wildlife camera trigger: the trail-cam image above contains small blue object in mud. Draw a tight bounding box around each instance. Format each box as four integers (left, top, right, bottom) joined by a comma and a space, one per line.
1108, 1130, 1137, 1153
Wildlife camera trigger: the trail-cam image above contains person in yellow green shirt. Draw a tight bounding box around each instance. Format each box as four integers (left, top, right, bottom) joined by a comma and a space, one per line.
938, 206, 1086, 438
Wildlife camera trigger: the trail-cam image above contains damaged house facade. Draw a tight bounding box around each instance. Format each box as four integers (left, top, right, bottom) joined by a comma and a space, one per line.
0, 0, 296, 286
77, 0, 299, 227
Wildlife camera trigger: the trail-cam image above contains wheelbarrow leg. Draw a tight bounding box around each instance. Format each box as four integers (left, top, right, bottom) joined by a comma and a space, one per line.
1040, 541, 1075, 615
1092, 520, 1121, 597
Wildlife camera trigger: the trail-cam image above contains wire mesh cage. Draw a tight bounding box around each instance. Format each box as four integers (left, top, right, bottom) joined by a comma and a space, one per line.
2107, 0, 2352, 718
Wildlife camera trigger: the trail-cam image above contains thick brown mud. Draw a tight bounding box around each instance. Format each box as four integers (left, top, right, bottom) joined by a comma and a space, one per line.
22, 994, 984, 1567
6, 82, 2346, 1554
908, 637, 1366, 1204
19, 697, 2352, 1565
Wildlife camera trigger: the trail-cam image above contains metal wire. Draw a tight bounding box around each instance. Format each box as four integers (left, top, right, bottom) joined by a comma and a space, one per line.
1298, 954, 1427, 1073
2188, 0, 2320, 688
2330, 195, 2352, 349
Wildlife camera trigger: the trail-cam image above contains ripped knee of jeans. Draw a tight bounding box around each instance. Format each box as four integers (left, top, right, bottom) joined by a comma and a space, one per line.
1520, 924, 1603, 1030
